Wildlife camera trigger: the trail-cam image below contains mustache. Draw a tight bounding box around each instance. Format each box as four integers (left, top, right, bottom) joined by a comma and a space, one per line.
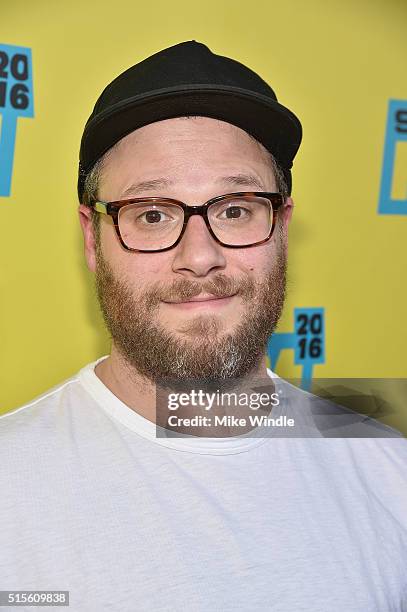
144, 273, 256, 306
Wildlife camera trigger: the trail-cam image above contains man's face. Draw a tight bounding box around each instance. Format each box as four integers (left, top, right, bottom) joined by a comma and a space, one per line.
79, 116, 293, 383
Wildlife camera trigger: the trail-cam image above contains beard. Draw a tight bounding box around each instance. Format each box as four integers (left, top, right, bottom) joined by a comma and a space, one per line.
94, 230, 287, 387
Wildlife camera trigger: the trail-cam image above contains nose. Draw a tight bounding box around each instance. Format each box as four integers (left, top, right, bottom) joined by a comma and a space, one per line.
171, 214, 227, 278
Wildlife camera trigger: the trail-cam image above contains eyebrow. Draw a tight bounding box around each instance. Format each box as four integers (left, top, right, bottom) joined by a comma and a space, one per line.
120, 178, 171, 198
221, 173, 265, 191
119, 173, 266, 199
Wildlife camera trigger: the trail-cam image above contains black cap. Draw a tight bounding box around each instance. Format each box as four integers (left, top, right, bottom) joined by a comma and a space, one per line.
78, 41, 302, 201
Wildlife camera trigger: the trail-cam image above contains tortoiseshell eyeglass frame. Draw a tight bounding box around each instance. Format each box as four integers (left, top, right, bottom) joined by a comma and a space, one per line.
92, 191, 285, 253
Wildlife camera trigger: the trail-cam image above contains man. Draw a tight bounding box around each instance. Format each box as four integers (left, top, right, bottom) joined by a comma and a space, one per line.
1, 41, 406, 612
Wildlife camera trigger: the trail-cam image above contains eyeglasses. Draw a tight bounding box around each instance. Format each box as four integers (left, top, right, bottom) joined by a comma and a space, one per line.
93, 192, 284, 253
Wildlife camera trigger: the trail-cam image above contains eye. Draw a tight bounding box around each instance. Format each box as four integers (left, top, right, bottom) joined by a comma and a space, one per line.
119, 202, 183, 233
140, 209, 171, 224
130, 205, 178, 225
217, 204, 251, 220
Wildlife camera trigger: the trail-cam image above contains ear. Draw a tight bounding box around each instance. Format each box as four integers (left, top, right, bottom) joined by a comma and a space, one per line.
78, 204, 97, 273
281, 196, 294, 228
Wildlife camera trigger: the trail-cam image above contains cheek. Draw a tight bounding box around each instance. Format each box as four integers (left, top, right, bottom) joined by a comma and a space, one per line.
99, 219, 119, 259
233, 239, 278, 274
100, 224, 173, 284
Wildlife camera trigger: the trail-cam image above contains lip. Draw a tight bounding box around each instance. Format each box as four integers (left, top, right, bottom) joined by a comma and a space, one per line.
162, 294, 237, 309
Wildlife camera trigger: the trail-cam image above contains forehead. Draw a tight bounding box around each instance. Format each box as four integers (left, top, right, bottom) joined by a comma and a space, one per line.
105, 116, 272, 165
98, 117, 276, 200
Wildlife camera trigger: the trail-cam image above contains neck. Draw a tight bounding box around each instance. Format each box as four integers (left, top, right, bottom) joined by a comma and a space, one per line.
94, 343, 270, 425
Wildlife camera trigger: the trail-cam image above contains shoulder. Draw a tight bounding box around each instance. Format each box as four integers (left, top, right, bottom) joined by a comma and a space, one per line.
271, 377, 407, 527
0, 367, 93, 447
278, 377, 406, 439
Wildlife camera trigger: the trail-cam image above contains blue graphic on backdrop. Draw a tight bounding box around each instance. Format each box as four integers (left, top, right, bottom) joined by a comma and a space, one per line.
267, 308, 325, 390
0, 44, 34, 197
378, 99, 407, 215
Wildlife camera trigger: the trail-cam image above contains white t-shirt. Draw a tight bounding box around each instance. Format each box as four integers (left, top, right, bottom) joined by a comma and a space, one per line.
1, 357, 406, 612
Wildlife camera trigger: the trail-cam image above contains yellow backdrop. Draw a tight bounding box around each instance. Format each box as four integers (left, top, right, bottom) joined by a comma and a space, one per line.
1, 0, 406, 432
